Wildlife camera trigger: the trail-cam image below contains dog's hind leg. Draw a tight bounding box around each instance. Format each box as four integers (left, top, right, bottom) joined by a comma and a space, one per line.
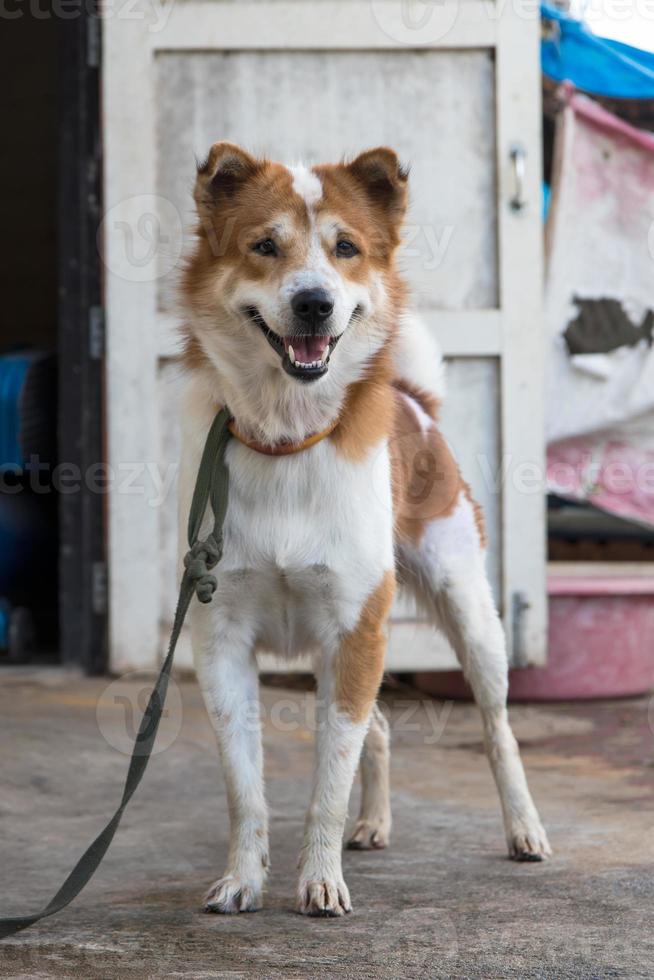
399, 492, 551, 861
347, 703, 392, 850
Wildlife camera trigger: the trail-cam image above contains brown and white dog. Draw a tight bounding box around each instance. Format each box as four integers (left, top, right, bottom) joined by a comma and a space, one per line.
178, 143, 550, 918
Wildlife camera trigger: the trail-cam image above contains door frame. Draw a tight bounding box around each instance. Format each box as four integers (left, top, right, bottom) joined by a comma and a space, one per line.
58, 10, 108, 673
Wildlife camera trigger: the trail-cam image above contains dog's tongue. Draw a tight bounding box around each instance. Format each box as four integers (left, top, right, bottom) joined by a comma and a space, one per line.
283, 336, 329, 362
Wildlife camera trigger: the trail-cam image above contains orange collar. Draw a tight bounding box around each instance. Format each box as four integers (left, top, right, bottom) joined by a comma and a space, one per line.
227, 417, 339, 456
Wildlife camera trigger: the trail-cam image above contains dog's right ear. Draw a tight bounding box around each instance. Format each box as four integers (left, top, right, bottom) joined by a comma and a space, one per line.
194, 142, 261, 213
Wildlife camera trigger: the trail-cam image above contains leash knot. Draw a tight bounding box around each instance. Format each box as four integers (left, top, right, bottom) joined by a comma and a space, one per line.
183, 533, 223, 604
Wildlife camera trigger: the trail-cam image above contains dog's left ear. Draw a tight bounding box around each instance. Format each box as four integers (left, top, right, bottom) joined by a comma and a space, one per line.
347, 148, 409, 220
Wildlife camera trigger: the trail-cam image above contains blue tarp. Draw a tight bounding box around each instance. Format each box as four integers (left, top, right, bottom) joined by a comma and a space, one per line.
541, 3, 654, 99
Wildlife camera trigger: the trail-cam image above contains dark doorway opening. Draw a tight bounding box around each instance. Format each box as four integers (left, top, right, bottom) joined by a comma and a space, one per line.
0, 9, 107, 672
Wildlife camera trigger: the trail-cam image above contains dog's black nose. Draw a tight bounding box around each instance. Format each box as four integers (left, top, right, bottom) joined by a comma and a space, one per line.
291, 289, 334, 326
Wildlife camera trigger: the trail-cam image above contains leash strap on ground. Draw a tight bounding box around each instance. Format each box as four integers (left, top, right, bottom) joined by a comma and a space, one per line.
0, 408, 232, 941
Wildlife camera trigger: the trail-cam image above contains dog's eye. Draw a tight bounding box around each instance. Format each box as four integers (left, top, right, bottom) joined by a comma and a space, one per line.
335, 239, 358, 258
252, 238, 277, 256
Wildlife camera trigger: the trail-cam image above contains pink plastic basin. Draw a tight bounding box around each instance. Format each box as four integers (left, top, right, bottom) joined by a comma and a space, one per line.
415, 565, 654, 701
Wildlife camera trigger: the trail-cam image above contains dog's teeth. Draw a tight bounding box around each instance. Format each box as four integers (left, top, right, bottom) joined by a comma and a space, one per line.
294, 359, 326, 369
321, 346, 329, 364
288, 345, 295, 365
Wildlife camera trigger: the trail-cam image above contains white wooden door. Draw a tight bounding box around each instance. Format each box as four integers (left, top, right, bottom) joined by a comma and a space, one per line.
102, 1, 546, 673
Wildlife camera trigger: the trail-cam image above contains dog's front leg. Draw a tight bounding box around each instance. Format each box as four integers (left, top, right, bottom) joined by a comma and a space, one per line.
298, 573, 394, 917
192, 609, 268, 914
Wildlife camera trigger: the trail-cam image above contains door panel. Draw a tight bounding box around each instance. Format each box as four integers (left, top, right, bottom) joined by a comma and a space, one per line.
103, 1, 546, 671
156, 49, 497, 311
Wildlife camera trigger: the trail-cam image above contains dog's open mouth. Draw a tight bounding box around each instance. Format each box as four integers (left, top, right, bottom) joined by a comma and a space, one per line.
244, 307, 342, 382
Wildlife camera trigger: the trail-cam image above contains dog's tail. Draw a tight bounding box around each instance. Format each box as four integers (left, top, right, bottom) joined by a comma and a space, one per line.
392, 311, 445, 420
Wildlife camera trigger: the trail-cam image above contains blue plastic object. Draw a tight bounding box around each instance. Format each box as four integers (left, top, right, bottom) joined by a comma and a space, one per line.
542, 3, 654, 99
0, 599, 9, 650
0, 352, 31, 470
0, 349, 56, 609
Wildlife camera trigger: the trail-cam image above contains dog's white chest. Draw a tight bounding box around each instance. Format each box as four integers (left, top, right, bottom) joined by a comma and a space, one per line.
206, 438, 394, 657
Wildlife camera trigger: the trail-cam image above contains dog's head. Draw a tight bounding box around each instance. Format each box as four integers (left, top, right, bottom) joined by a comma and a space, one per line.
182, 144, 408, 429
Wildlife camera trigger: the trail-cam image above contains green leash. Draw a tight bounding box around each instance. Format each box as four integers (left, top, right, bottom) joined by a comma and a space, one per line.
0, 408, 232, 940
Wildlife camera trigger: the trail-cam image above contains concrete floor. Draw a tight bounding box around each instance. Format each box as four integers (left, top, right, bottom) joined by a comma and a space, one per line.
0, 669, 653, 979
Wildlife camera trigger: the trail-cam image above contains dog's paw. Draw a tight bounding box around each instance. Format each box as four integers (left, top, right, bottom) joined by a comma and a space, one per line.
508, 823, 552, 862
346, 818, 390, 851
203, 875, 263, 914
297, 877, 352, 917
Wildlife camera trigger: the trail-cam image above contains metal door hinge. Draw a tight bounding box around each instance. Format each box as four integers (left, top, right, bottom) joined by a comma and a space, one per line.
92, 561, 108, 616
86, 14, 101, 69
509, 144, 527, 212
89, 306, 105, 360
511, 591, 531, 668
